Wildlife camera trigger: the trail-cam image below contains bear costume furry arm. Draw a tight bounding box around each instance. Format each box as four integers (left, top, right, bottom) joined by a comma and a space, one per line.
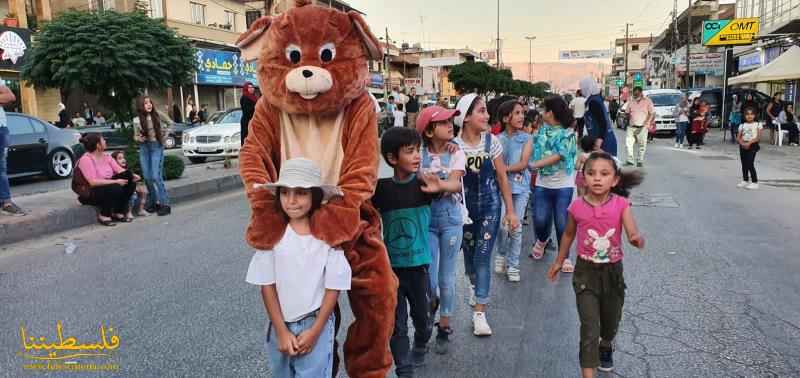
310, 92, 379, 248
239, 99, 286, 250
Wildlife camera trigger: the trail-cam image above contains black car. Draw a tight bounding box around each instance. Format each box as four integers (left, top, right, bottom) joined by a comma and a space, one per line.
6, 112, 82, 179
689, 88, 771, 127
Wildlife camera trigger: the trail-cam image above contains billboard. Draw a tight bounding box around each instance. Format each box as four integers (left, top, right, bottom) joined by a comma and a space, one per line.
559, 49, 612, 60
195, 48, 259, 86
702, 18, 759, 46
673, 52, 724, 75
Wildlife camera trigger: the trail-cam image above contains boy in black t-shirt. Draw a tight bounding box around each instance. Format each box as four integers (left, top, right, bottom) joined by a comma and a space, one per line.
372, 127, 443, 377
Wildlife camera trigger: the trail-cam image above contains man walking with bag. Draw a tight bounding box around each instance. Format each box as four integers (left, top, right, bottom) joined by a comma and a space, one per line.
0, 79, 25, 216
623, 87, 654, 167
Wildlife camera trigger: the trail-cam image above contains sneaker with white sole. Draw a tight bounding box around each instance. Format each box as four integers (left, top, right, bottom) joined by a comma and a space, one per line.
494, 255, 506, 274
507, 267, 520, 282
674, 143, 679, 148
737, 181, 749, 188
746, 182, 759, 190
472, 312, 492, 336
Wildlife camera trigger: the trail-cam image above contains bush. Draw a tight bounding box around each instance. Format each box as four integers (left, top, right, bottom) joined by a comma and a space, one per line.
123, 147, 185, 181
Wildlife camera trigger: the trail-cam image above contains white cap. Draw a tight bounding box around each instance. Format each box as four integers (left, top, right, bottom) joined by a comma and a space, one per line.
453, 93, 479, 128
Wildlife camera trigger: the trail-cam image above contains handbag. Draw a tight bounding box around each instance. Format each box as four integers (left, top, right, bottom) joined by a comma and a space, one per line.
71, 156, 95, 201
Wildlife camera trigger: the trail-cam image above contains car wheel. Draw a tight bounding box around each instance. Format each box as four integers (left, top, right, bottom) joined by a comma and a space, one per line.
164, 136, 176, 149
47, 149, 74, 179
188, 157, 207, 164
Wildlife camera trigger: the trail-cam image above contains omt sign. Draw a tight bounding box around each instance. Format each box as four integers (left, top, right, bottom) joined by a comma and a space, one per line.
703, 18, 760, 46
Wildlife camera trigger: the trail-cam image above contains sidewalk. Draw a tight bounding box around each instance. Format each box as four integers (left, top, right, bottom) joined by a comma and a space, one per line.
698, 129, 800, 185
0, 161, 243, 246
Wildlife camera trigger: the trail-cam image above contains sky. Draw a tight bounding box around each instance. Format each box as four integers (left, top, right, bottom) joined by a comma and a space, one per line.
345, 0, 734, 64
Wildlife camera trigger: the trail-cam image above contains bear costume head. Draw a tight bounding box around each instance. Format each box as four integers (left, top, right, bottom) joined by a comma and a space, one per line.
237, 0, 383, 115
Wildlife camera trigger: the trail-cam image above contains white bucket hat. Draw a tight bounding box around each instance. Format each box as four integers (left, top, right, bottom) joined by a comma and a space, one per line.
453, 93, 479, 128
259, 158, 342, 201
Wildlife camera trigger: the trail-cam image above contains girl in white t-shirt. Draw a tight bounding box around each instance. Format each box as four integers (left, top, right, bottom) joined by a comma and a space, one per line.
245, 158, 351, 377
736, 107, 763, 190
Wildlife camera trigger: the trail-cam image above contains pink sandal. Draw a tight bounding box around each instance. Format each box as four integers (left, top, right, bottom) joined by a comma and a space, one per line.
561, 258, 575, 273
530, 239, 548, 260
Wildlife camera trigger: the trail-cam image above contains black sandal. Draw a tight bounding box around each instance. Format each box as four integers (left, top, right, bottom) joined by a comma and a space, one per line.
98, 218, 117, 227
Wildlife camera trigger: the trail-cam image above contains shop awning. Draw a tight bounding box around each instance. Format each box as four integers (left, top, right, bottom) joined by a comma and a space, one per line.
729, 46, 800, 85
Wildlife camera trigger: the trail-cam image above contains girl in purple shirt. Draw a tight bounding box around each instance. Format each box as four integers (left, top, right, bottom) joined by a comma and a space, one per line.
547, 152, 644, 378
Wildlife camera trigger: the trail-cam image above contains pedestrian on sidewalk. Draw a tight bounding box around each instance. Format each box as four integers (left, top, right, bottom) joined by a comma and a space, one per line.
134, 96, 171, 216
580, 77, 617, 156
674, 95, 690, 148
737, 107, 763, 190
547, 152, 645, 378
453, 93, 520, 337
0, 81, 25, 216
393, 103, 406, 128
778, 104, 799, 146
495, 100, 533, 283
728, 94, 742, 144
687, 101, 709, 149
406, 87, 420, 129
111, 151, 149, 217
76, 134, 137, 226
766, 92, 784, 145
373, 128, 447, 376
622, 87, 654, 167
529, 96, 578, 272
245, 158, 351, 377
240, 82, 259, 143
570, 90, 587, 139
416, 105, 466, 355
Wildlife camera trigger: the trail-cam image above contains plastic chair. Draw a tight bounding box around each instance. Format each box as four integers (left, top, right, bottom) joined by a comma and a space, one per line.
777, 122, 789, 147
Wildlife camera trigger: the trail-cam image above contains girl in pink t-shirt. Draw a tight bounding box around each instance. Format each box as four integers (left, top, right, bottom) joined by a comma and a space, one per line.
546, 152, 644, 378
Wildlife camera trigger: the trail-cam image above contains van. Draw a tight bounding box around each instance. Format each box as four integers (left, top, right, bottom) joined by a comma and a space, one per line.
643, 89, 683, 134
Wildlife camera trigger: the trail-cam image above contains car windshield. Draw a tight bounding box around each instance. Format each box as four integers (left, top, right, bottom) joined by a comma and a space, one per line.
648, 94, 682, 107
220, 110, 242, 124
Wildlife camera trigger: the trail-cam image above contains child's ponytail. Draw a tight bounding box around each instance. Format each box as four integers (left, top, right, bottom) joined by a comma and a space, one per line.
583, 151, 645, 198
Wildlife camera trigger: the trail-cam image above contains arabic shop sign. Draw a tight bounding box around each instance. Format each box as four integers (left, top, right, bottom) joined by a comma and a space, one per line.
195, 48, 258, 86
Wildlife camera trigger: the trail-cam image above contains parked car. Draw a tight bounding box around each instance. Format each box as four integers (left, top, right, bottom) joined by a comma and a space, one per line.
5, 112, 82, 179
79, 110, 189, 150
643, 89, 683, 134
181, 108, 242, 164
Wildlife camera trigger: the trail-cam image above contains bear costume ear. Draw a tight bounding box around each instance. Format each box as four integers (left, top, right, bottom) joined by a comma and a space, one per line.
236, 16, 272, 62
348, 11, 383, 61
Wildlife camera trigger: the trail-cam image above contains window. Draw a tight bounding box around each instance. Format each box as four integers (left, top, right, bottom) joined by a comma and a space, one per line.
149, 0, 163, 18
7, 116, 34, 135
631, 44, 640, 51
224, 11, 236, 31
245, 10, 261, 28
191, 2, 206, 25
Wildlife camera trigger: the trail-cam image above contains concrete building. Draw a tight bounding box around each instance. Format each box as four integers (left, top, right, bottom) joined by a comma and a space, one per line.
418, 49, 479, 105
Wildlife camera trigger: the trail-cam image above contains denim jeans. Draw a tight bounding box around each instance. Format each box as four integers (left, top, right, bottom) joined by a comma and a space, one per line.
496, 192, 530, 270
675, 121, 689, 144
532, 186, 573, 251
139, 142, 169, 207
266, 312, 335, 378
428, 200, 463, 317
0, 127, 9, 202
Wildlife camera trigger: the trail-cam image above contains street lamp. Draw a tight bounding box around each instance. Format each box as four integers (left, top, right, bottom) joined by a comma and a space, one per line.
525, 36, 536, 83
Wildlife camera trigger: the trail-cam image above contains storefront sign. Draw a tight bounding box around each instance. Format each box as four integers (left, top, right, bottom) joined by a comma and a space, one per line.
369, 73, 384, 88
0, 26, 31, 70
786, 81, 797, 104
702, 18, 759, 46
195, 48, 258, 86
674, 52, 724, 75
738, 51, 761, 71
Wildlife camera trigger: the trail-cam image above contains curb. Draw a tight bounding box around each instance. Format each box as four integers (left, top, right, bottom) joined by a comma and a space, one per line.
1, 172, 243, 246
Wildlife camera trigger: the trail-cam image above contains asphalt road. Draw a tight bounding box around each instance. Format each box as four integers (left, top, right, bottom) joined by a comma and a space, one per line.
8, 149, 226, 198
2, 134, 799, 377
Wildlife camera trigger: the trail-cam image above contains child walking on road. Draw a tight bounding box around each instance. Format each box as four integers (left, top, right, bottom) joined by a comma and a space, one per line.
547, 152, 644, 378
737, 107, 763, 190
245, 158, 351, 378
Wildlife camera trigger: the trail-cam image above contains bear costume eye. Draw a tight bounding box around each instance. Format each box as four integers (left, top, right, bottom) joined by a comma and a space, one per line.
285, 44, 302, 64
319, 43, 336, 63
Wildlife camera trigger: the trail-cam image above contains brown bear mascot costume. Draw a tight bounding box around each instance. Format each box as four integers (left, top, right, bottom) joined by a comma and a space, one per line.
236, 1, 397, 377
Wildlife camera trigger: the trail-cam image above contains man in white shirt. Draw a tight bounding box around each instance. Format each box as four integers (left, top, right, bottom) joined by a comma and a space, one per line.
623, 87, 655, 167
0, 80, 25, 216
393, 103, 405, 128
570, 90, 587, 138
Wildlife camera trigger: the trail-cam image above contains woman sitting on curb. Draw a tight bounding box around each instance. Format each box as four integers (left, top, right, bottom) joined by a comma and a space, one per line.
76, 133, 138, 226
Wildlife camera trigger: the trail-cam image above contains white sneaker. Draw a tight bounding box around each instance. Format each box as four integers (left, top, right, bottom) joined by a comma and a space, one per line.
737, 181, 749, 188
472, 312, 493, 336
494, 255, 506, 274
507, 267, 520, 282
746, 183, 759, 190
468, 283, 476, 306
679, 143, 684, 149
674, 143, 679, 148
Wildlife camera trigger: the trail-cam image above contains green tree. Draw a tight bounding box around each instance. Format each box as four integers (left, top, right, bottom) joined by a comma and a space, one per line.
448, 62, 493, 94
21, 9, 195, 124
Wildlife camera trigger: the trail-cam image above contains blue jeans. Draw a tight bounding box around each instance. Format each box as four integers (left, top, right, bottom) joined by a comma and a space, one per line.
676, 122, 689, 144
532, 186, 574, 251
266, 312, 335, 378
496, 192, 530, 270
139, 142, 169, 207
0, 127, 9, 202
428, 201, 463, 317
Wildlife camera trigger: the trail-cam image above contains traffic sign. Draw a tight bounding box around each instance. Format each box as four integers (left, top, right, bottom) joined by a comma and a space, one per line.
615, 79, 624, 87
702, 18, 759, 46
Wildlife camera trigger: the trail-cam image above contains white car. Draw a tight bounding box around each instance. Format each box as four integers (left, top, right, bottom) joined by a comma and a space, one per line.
643, 89, 683, 133
182, 109, 242, 163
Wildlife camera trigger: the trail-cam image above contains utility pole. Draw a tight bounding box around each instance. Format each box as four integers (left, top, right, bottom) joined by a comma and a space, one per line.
686, 0, 692, 89
496, 0, 501, 68
624, 23, 633, 85
672, 0, 679, 87
526, 36, 536, 83
385, 27, 390, 101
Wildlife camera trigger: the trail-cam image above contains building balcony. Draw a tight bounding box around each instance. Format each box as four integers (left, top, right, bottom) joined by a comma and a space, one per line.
166, 19, 242, 46
758, 0, 800, 35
